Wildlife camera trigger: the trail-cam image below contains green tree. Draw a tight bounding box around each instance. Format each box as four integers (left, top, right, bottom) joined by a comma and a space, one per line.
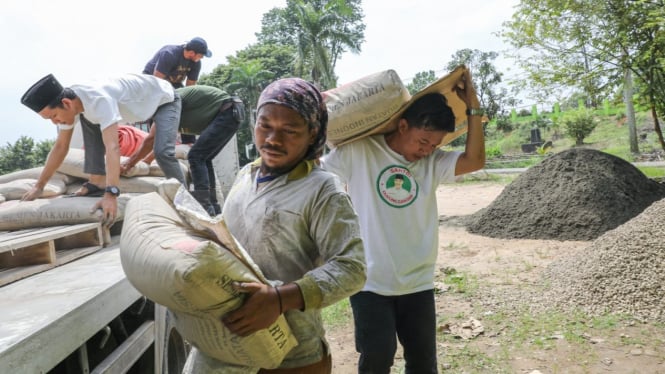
445, 49, 517, 119
198, 43, 293, 165
224, 61, 274, 165
256, 0, 365, 89
0, 137, 54, 175
501, 0, 665, 151
406, 70, 436, 94
563, 110, 597, 146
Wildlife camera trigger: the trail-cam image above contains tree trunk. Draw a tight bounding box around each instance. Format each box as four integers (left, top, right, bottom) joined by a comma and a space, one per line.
651, 105, 665, 151
623, 69, 639, 154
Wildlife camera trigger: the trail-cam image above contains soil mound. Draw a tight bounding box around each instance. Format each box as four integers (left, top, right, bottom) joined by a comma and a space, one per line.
539, 198, 665, 321
467, 148, 665, 240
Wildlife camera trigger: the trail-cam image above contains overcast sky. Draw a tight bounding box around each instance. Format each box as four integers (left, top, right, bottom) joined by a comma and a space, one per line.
1, 0, 519, 144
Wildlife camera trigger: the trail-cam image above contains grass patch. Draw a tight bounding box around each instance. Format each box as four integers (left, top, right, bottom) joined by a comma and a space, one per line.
440, 344, 511, 373
442, 269, 478, 295
481, 110, 662, 165
321, 297, 352, 328
638, 166, 665, 178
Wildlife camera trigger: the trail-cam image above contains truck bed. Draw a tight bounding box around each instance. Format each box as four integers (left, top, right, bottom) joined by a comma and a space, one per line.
0, 242, 144, 373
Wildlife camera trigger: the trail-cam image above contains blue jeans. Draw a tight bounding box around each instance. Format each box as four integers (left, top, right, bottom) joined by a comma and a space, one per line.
152, 93, 185, 184
350, 290, 438, 374
187, 106, 240, 193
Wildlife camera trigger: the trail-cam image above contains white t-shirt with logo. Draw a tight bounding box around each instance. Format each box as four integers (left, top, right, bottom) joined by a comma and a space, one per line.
57, 74, 174, 131
321, 134, 461, 295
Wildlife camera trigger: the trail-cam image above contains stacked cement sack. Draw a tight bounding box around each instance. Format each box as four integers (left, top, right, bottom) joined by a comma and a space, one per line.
0, 147, 190, 230
0, 194, 135, 231
323, 65, 470, 147
120, 186, 297, 369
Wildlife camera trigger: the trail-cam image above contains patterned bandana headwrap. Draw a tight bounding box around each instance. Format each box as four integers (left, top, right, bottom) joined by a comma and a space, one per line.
257, 78, 328, 160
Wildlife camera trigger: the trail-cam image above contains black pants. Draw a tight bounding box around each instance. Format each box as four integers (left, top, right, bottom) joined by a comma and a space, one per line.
350, 290, 438, 374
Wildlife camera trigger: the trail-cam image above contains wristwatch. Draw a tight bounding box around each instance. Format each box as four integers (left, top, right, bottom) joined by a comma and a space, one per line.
105, 186, 120, 196
466, 108, 485, 116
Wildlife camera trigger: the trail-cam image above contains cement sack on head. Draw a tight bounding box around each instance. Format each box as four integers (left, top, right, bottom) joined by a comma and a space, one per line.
0, 194, 133, 231
0, 167, 76, 185
57, 148, 150, 178
119, 190, 297, 369
0, 178, 67, 200
324, 66, 470, 148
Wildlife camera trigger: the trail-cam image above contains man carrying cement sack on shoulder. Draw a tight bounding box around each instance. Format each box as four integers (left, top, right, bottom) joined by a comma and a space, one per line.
120, 85, 244, 216
182, 78, 366, 373
320, 68, 485, 373
20, 73, 185, 226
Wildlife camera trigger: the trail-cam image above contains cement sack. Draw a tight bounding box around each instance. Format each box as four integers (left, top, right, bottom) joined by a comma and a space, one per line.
324, 65, 470, 148
147, 159, 190, 178
65, 176, 166, 195
0, 178, 67, 200
57, 148, 150, 178
120, 189, 297, 369
175, 144, 191, 159
0, 194, 5, 204
0, 194, 133, 231
0, 167, 76, 185
323, 70, 409, 147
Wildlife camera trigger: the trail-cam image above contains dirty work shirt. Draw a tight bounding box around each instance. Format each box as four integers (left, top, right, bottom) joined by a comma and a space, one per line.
176, 85, 231, 134
321, 134, 461, 296
57, 74, 175, 132
220, 159, 366, 369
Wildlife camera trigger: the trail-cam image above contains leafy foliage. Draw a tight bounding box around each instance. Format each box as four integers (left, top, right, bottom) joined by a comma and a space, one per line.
500, 0, 665, 150
562, 110, 597, 146
406, 70, 436, 94
255, 0, 365, 89
445, 49, 519, 120
199, 43, 294, 165
0, 136, 55, 175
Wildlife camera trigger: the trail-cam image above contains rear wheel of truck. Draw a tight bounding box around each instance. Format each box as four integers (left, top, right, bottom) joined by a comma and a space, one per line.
155, 302, 190, 374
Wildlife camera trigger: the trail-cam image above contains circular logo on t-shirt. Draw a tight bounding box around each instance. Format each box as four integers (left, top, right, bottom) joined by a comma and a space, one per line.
376, 165, 418, 208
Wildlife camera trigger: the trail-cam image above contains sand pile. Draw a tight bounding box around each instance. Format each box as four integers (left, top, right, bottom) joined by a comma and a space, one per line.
539, 197, 665, 321
467, 148, 665, 240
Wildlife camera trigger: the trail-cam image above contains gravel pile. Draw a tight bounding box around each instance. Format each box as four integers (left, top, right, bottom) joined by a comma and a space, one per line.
539, 198, 665, 321
467, 148, 665, 240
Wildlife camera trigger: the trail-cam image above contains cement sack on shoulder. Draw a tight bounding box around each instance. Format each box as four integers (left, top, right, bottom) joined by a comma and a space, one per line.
0, 167, 76, 185
0, 194, 132, 230
0, 178, 67, 200
324, 66, 470, 147
58, 148, 150, 178
120, 192, 297, 369
323, 70, 409, 146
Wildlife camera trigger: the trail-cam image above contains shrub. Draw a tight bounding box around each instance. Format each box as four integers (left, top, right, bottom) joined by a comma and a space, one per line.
495, 115, 514, 133
486, 144, 503, 158
563, 110, 597, 145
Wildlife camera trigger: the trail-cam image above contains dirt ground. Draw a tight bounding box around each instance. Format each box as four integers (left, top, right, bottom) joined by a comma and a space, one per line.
326, 181, 665, 374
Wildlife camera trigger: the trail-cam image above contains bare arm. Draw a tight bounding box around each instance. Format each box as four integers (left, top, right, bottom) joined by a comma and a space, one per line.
22, 129, 73, 201
120, 123, 156, 174
94, 124, 121, 227
454, 69, 486, 176
185, 79, 197, 86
